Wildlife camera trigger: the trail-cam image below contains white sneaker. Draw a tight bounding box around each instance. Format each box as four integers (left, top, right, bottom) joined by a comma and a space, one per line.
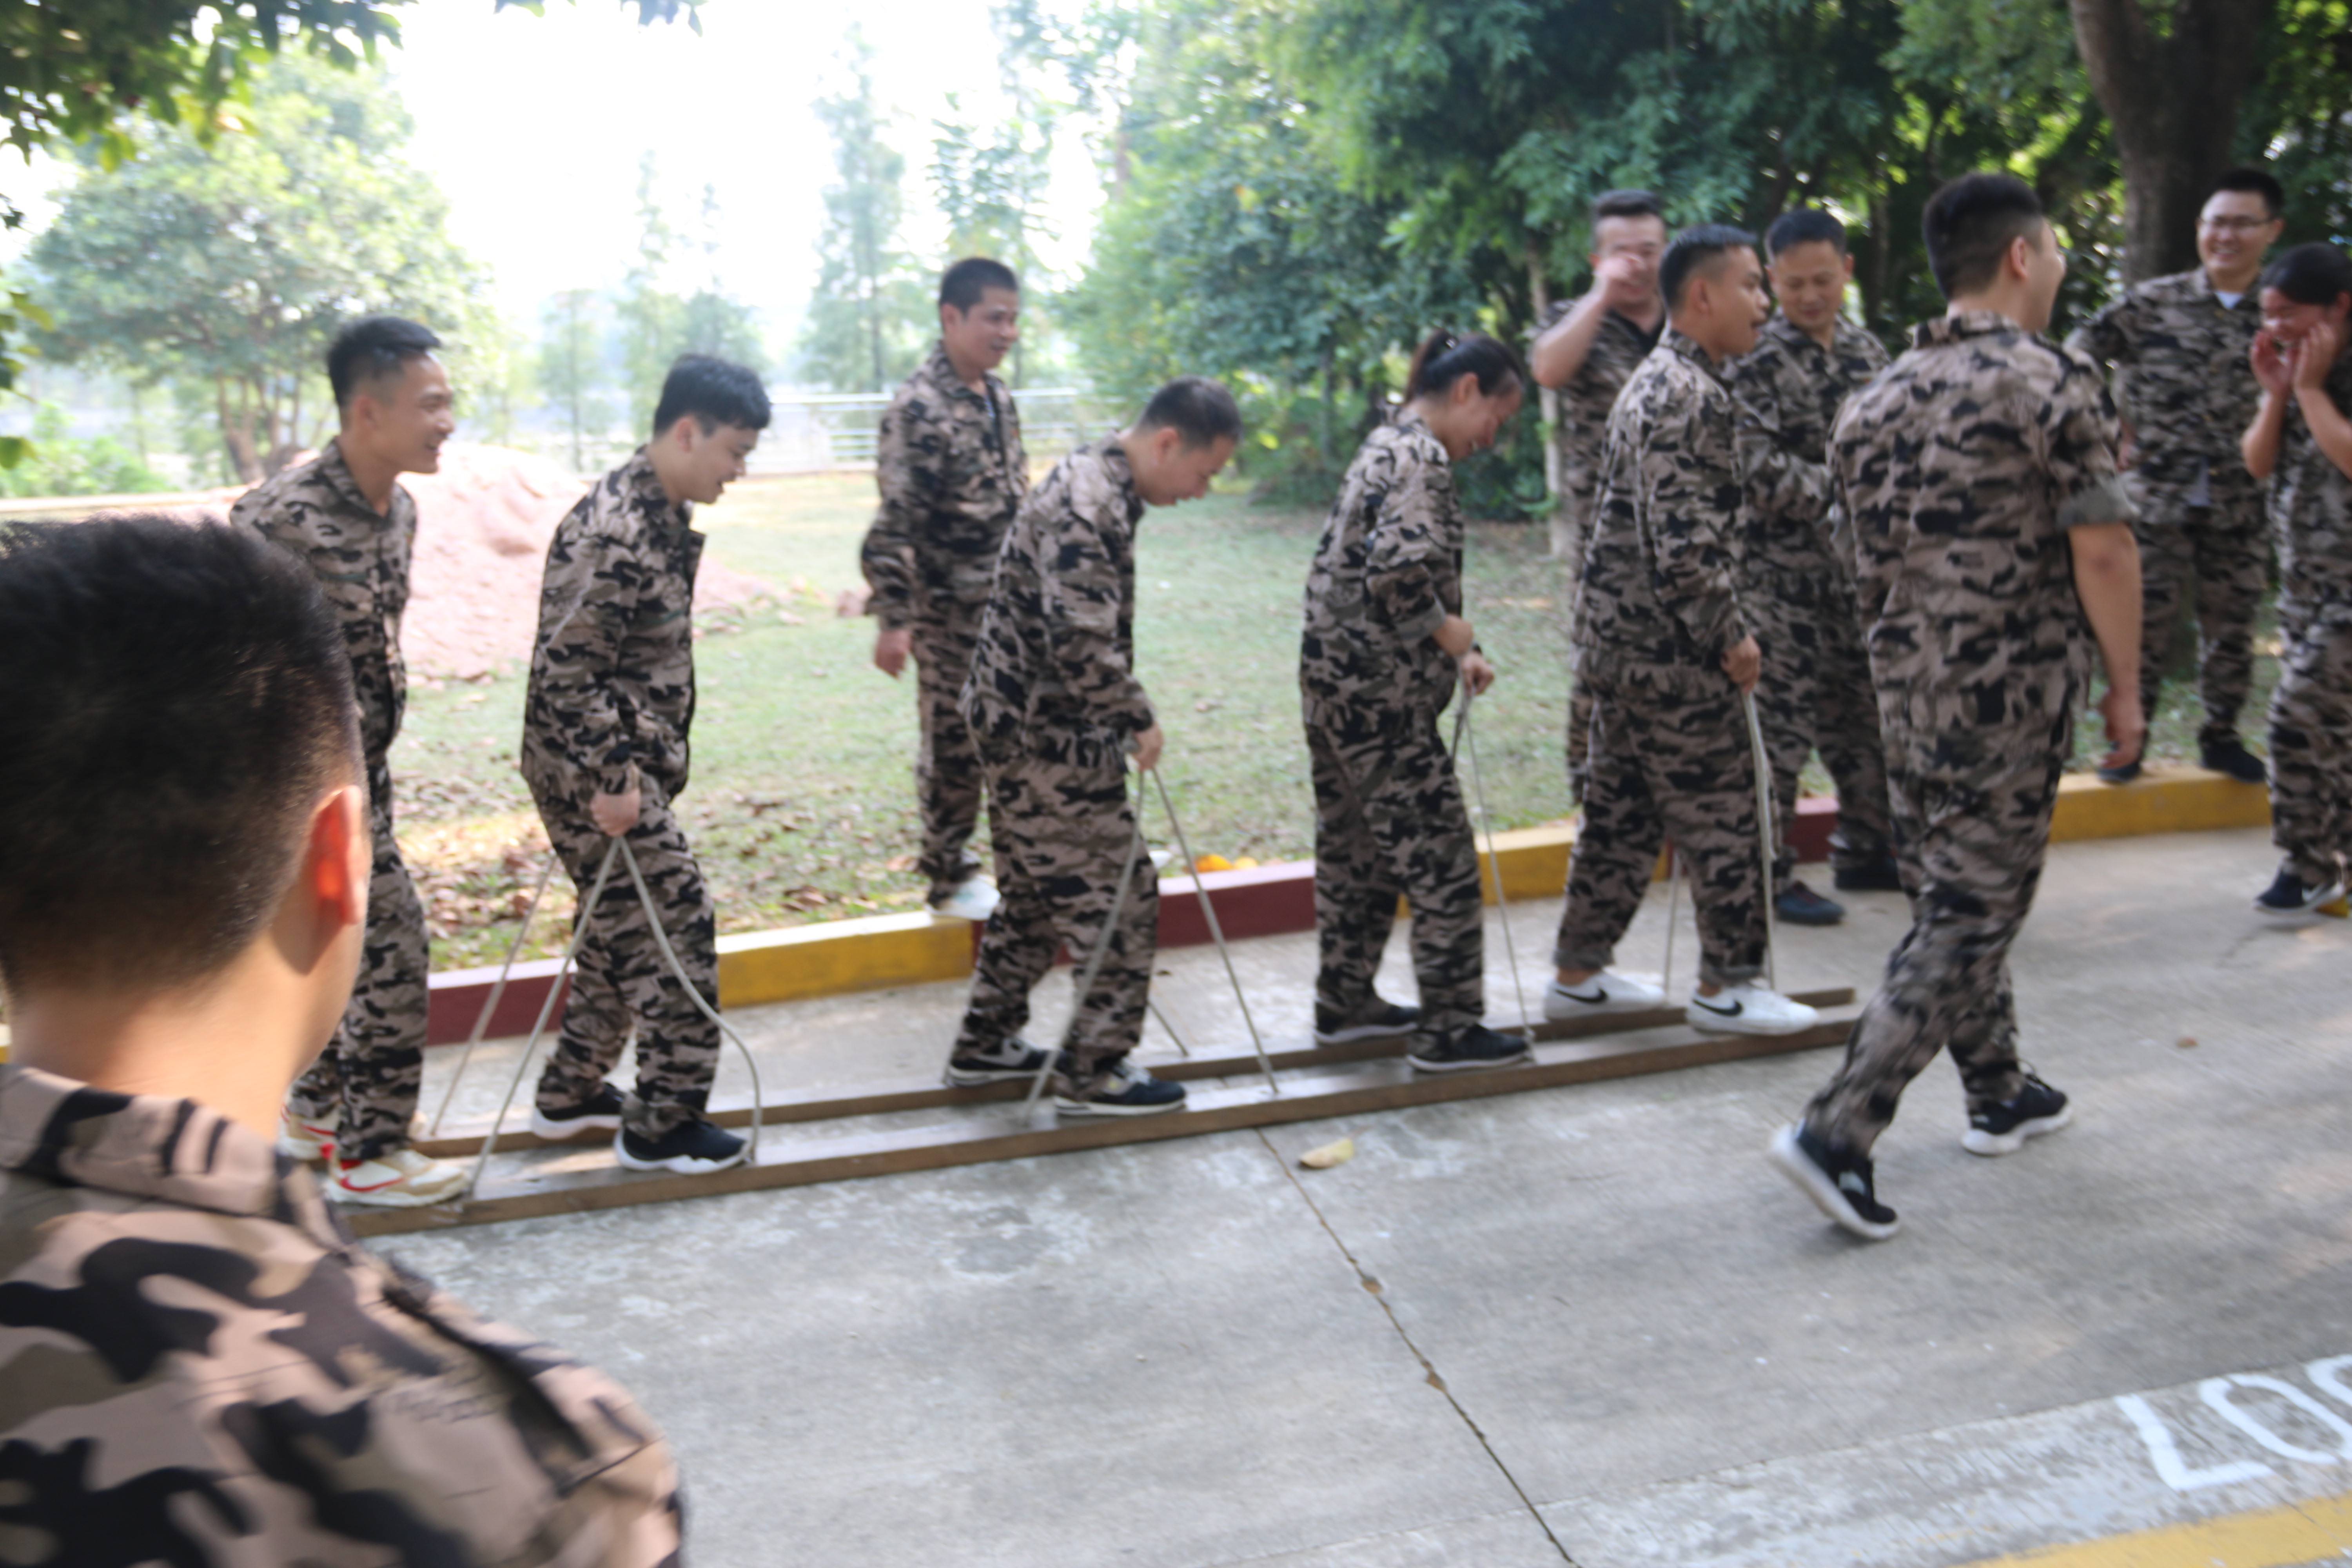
933, 876, 1001, 922
1686, 984, 1819, 1036
1543, 971, 1665, 1021
329, 1146, 470, 1207
278, 1107, 338, 1163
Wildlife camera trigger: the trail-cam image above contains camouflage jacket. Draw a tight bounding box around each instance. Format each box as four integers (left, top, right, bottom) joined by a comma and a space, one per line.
1833, 310, 2135, 728
0, 1062, 682, 1566
1572, 330, 1753, 697
1533, 294, 1665, 539
523, 448, 703, 803
1727, 314, 1887, 595
2270, 350, 2352, 630
232, 441, 414, 766
962, 435, 1152, 754
1299, 410, 1466, 723
861, 342, 1028, 632
2066, 267, 2264, 506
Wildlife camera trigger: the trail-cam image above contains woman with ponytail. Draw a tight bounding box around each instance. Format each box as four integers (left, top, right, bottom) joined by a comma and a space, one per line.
1297, 329, 1531, 1073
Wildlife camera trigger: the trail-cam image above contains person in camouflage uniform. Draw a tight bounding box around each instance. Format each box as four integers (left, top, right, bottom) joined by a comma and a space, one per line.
233, 316, 467, 1208
951, 378, 1240, 1115
1726, 209, 1902, 926
1553, 225, 1824, 1040
2067, 167, 2286, 784
863, 258, 1029, 918
0, 517, 683, 1565
1301, 331, 1530, 1073
2241, 242, 2352, 915
1772, 175, 2148, 1243
521, 355, 769, 1175
1533, 190, 1673, 800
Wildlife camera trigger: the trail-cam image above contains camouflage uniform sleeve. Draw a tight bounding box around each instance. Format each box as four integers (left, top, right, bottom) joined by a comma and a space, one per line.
2064, 293, 2135, 371
2043, 351, 2139, 529
1363, 451, 1453, 645
1640, 394, 1749, 658
1042, 495, 1154, 736
535, 528, 644, 797
1730, 377, 1832, 522
861, 391, 936, 632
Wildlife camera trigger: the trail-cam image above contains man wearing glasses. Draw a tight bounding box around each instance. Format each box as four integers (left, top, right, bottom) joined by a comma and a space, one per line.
2070, 167, 2287, 784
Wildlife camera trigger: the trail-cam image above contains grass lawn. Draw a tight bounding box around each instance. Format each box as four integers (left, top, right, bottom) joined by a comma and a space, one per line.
390, 471, 2278, 972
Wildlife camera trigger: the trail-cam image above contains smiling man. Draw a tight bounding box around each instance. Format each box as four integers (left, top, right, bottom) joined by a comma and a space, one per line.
864, 258, 1030, 926
520, 353, 769, 1176
235, 314, 466, 1208
2069, 167, 2287, 784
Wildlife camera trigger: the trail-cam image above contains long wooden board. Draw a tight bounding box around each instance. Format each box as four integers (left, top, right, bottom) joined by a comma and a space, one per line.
349, 1007, 1857, 1238
410, 988, 1857, 1159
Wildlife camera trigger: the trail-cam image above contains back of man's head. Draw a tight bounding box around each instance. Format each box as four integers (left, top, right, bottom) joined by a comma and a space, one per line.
653, 354, 773, 438
0, 519, 358, 996
1137, 376, 1243, 449
1922, 174, 2047, 300
328, 315, 442, 417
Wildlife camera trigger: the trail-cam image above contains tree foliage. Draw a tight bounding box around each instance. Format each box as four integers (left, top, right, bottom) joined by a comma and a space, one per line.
798, 34, 929, 393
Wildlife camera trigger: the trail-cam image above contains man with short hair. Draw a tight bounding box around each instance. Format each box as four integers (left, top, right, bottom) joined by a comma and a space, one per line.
234, 313, 466, 1207
1534, 190, 1672, 797
0, 517, 683, 1563
1772, 174, 2146, 1241
2069, 166, 2285, 784
864, 256, 1029, 922
948, 377, 1240, 1116
1546, 225, 1823, 1040
1727, 209, 1902, 928
522, 353, 770, 1175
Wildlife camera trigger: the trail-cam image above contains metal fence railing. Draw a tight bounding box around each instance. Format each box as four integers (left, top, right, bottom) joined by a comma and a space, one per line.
745, 387, 1102, 474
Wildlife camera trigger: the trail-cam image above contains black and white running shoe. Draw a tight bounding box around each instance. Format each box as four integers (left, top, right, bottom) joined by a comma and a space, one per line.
943, 1035, 1052, 1087
1054, 1056, 1187, 1116
1768, 1122, 1899, 1241
530, 1083, 626, 1141
1963, 1073, 2072, 1156
2254, 866, 2344, 920
1406, 1024, 1533, 1074
1314, 998, 1421, 1045
615, 1115, 749, 1175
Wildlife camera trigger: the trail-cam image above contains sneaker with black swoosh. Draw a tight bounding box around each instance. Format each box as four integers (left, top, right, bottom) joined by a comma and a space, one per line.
1769, 1122, 1899, 1241
1687, 983, 1818, 1036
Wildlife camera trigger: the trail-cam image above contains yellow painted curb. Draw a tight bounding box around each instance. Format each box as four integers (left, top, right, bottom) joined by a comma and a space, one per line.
1959, 1488, 2352, 1567
2052, 767, 2272, 842
716, 912, 972, 1008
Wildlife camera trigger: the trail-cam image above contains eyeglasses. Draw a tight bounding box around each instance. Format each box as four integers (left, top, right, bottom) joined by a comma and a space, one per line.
2200, 216, 2277, 233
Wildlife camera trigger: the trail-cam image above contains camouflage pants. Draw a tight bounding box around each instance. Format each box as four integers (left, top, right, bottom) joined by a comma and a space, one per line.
2266, 619, 2352, 887
1803, 696, 2074, 1155
1755, 583, 1894, 889
955, 727, 1157, 1091
2135, 496, 2268, 748
914, 605, 989, 902
288, 758, 428, 1161
1307, 706, 1485, 1036
529, 783, 722, 1138
1555, 679, 1768, 987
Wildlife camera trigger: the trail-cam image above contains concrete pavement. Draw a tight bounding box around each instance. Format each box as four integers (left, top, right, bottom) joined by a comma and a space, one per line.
388, 826, 2352, 1566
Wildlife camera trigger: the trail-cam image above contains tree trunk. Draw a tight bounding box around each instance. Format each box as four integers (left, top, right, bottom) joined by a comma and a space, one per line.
2068, 0, 2274, 281
217, 378, 262, 486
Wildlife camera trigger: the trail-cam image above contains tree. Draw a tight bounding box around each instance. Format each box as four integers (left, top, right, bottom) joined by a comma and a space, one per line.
27, 55, 489, 481
537, 289, 610, 471
2069, 0, 2273, 281
932, 98, 1056, 383
798, 35, 928, 392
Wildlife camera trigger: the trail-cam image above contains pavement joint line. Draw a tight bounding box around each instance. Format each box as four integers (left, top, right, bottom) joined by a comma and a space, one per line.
1953, 1487, 2352, 1566
1253, 1125, 1584, 1567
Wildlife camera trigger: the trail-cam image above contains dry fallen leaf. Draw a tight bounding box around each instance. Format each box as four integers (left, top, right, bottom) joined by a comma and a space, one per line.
1300, 1136, 1355, 1170
2176, 1035, 2199, 1049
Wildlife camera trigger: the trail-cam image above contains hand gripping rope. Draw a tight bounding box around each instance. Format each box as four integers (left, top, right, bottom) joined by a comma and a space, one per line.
438, 833, 767, 1200
1450, 680, 1533, 1038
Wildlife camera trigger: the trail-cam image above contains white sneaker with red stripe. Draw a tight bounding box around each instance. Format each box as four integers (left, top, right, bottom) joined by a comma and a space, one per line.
330, 1147, 469, 1207
278, 1107, 338, 1164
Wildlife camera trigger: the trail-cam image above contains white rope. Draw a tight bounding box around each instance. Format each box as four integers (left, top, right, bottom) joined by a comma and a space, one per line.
1151, 768, 1279, 1095
428, 852, 561, 1137
1455, 682, 1533, 1039
617, 836, 765, 1163
1742, 690, 1780, 993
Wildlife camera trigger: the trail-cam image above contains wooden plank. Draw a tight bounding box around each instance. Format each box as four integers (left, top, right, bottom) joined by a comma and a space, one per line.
411, 987, 1857, 1159
349, 1011, 1855, 1237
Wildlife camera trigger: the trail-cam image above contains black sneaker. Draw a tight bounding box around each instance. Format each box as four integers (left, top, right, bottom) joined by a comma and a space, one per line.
2254, 866, 2345, 920
528, 1082, 626, 1141
1053, 1055, 1187, 1116
1314, 998, 1421, 1045
615, 1115, 749, 1174
942, 1035, 1051, 1087
1831, 854, 1904, 893
2096, 758, 2142, 785
1768, 1122, 1899, 1241
1963, 1073, 2072, 1157
1406, 1024, 1533, 1074
2200, 736, 2269, 784
1775, 881, 1846, 926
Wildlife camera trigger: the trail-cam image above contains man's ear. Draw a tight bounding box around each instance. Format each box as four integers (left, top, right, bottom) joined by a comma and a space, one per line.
307, 784, 369, 934
1841, 252, 1857, 284
939, 301, 963, 334
2008, 232, 2038, 284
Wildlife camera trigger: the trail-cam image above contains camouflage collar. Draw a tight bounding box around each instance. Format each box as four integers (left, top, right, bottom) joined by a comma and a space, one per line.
618, 446, 693, 532
921, 340, 1000, 408
2192, 268, 2263, 310
1915, 309, 2025, 348
1093, 434, 1145, 521
1664, 327, 1726, 379
0, 1062, 338, 1240
316, 438, 395, 522
1762, 313, 1871, 357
